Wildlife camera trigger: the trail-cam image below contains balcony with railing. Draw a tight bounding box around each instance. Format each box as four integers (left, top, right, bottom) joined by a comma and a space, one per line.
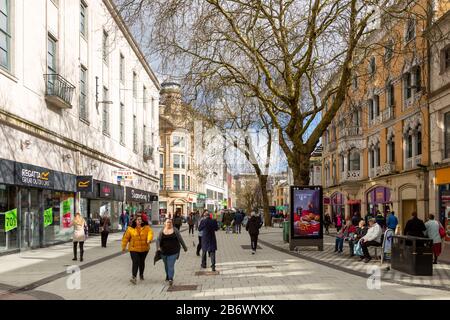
340, 170, 362, 182
44, 74, 75, 108
405, 155, 422, 170
342, 127, 362, 137
368, 116, 382, 127
380, 162, 396, 175
382, 107, 395, 122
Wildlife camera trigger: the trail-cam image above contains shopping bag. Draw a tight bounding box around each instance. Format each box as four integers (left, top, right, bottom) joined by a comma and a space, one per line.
354, 240, 363, 256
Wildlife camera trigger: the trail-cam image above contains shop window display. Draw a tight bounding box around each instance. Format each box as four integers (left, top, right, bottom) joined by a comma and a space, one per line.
43, 191, 75, 245
0, 185, 19, 252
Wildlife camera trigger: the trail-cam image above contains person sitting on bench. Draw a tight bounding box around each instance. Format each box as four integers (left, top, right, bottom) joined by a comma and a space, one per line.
360, 218, 383, 263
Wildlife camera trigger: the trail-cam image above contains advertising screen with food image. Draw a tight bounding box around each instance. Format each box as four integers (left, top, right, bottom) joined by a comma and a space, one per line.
291, 186, 323, 238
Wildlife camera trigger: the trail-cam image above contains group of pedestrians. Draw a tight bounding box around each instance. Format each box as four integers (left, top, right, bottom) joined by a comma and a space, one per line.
68, 207, 267, 287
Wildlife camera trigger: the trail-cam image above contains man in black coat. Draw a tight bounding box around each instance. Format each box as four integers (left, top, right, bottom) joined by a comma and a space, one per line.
404, 211, 426, 237
246, 211, 262, 254
198, 211, 219, 271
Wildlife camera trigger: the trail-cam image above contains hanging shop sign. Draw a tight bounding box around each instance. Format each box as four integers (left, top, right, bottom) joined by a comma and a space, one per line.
76, 176, 93, 192
4, 208, 17, 232
113, 169, 134, 182
44, 208, 53, 227
15, 163, 54, 189
100, 184, 113, 198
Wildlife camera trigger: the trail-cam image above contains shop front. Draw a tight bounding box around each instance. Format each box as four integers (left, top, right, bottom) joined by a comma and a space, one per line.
80, 180, 124, 233
194, 193, 206, 212
366, 186, 392, 218
436, 168, 450, 242
125, 187, 158, 217
331, 192, 344, 223
0, 159, 76, 254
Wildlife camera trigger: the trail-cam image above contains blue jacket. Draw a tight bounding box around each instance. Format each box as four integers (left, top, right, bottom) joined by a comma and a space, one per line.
198, 217, 218, 252
234, 212, 244, 224
387, 214, 398, 230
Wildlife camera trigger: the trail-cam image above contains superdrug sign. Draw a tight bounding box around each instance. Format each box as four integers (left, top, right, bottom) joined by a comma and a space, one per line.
126, 188, 154, 203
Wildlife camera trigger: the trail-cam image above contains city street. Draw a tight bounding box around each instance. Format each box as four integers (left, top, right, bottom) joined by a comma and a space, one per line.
0, 227, 449, 300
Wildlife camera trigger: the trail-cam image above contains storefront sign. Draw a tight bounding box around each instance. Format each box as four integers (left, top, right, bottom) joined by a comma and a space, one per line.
323, 197, 330, 205
76, 176, 93, 192
15, 163, 54, 189
100, 184, 113, 198
44, 208, 53, 227
126, 188, 154, 203
113, 169, 133, 181
4, 208, 17, 232
436, 168, 450, 185
150, 195, 158, 201
198, 194, 206, 200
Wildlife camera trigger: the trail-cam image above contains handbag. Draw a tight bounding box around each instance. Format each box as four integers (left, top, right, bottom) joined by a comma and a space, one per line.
439, 223, 446, 238
153, 250, 162, 265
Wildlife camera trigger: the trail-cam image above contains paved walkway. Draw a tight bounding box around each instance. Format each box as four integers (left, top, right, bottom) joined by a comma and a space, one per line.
258, 227, 450, 291
0, 226, 449, 300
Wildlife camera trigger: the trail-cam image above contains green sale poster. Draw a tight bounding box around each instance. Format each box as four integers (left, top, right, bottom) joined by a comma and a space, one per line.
4, 208, 17, 232
44, 208, 53, 227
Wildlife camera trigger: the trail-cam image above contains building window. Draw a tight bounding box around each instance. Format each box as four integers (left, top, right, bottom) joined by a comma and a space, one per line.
80, 1, 87, 37
173, 136, 185, 148
407, 134, 413, 158
207, 189, 213, 199
385, 40, 394, 61
352, 74, 358, 90
386, 81, 395, 108
445, 112, 450, 159
376, 144, 380, 167
120, 103, 125, 144
188, 176, 191, 190
352, 111, 359, 127
181, 175, 185, 190
340, 154, 345, 172
349, 149, 360, 171
403, 72, 412, 100
368, 99, 374, 121
143, 124, 147, 149
133, 72, 137, 98
160, 154, 164, 168
442, 46, 450, 72
133, 115, 137, 152
370, 149, 374, 169
119, 54, 125, 83
102, 30, 108, 64
417, 128, 422, 155
413, 66, 421, 93
405, 18, 415, 42
173, 154, 180, 168
143, 86, 147, 110
173, 174, 180, 190
102, 87, 109, 134
374, 95, 380, 117
0, 0, 10, 70
79, 66, 87, 120
47, 35, 57, 75
368, 56, 376, 76
160, 174, 163, 189
388, 136, 395, 162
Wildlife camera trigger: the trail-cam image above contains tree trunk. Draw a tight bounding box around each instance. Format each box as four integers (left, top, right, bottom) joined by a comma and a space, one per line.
258, 174, 271, 227
291, 153, 312, 186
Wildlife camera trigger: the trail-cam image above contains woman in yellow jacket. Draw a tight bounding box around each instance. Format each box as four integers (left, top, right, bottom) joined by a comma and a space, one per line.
121, 215, 153, 284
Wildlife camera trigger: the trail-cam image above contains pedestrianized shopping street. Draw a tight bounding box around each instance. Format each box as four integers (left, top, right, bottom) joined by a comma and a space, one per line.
0, 227, 449, 300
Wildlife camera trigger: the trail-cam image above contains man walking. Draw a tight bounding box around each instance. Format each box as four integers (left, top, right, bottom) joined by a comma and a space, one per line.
246, 211, 262, 254
386, 211, 398, 231
198, 210, 219, 271
234, 210, 244, 234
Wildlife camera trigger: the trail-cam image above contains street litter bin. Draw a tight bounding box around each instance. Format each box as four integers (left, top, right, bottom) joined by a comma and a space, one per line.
282, 221, 290, 243
391, 235, 433, 276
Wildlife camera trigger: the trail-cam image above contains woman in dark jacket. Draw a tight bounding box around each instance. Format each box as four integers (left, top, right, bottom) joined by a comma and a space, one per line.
246, 212, 262, 254
156, 219, 187, 286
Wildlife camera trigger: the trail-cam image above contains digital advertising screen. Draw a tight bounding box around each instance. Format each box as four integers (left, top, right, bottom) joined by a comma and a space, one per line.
291, 186, 323, 239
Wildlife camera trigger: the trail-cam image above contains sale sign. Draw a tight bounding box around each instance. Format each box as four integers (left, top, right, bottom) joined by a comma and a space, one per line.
4, 208, 17, 232
44, 208, 53, 227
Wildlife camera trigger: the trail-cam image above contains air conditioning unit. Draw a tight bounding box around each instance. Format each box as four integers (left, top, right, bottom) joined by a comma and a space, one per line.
143, 145, 154, 161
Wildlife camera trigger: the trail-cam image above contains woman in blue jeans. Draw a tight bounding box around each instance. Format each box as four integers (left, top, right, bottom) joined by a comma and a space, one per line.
156, 219, 187, 286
